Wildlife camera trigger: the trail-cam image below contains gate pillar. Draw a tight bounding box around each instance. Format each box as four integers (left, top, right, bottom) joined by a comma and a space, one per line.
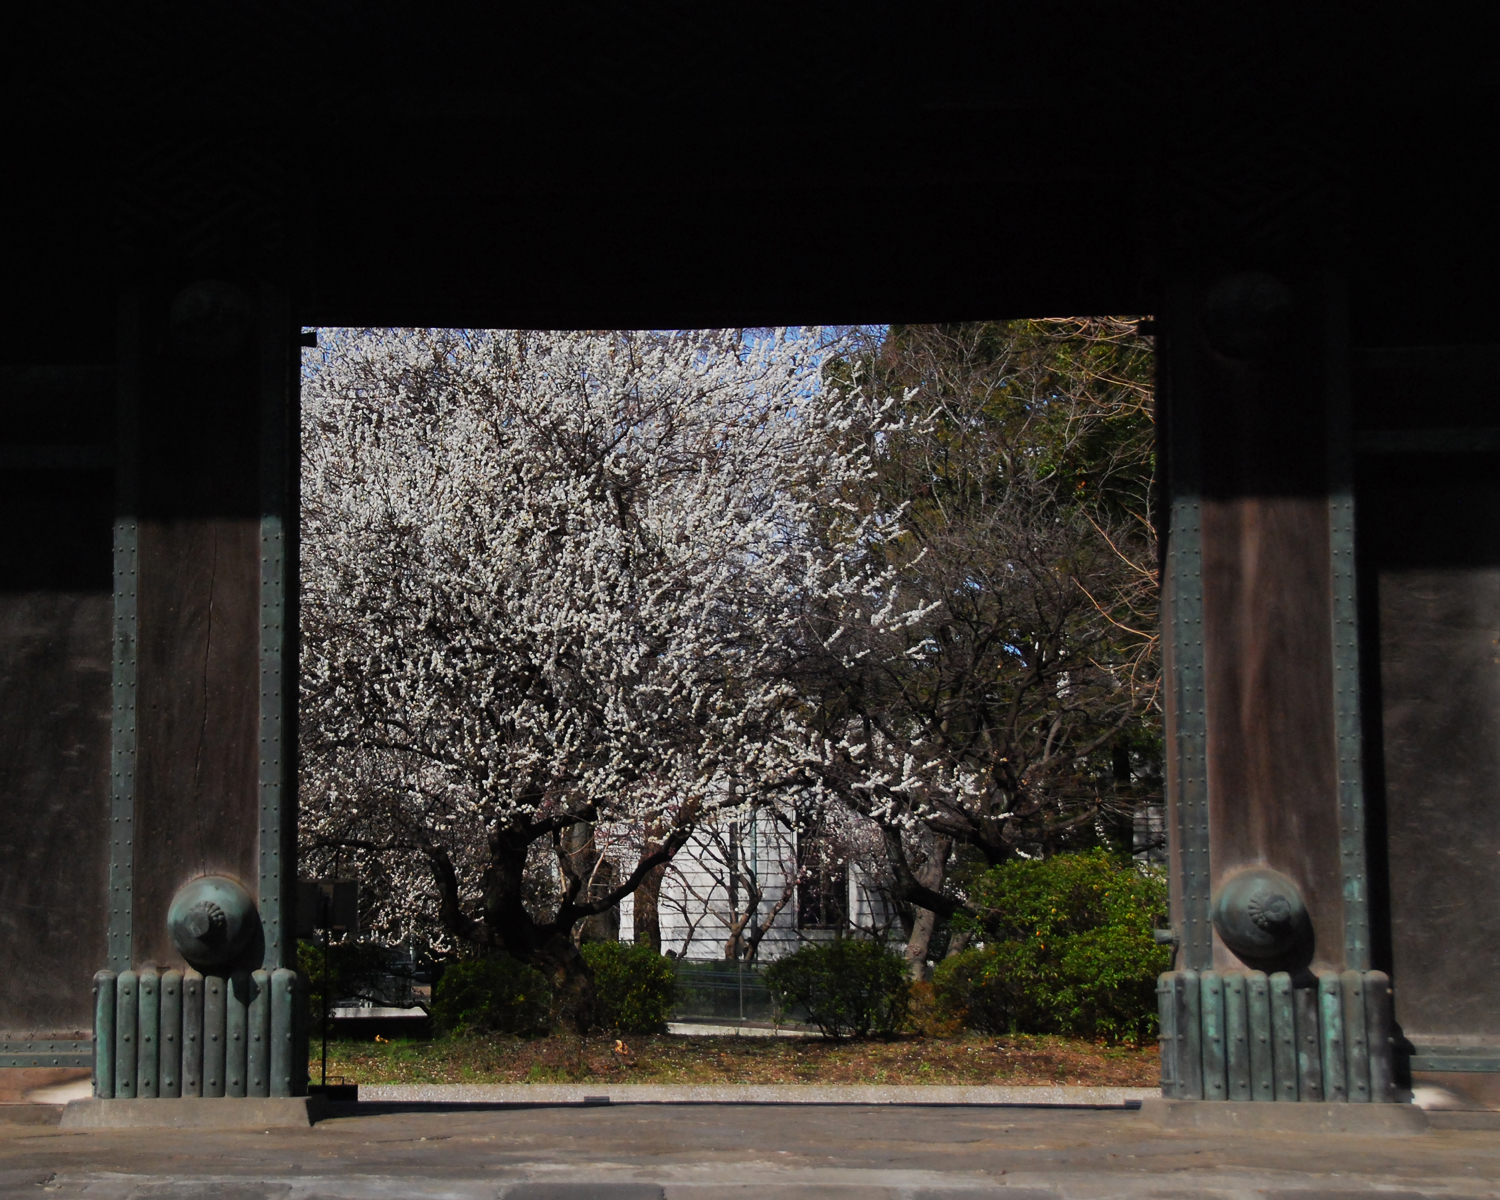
1156, 270, 1391, 1102
87, 276, 304, 1099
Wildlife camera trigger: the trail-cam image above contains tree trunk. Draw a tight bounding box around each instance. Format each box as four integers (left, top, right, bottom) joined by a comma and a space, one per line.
905, 907, 940, 981
578, 856, 620, 943
903, 835, 952, 981
479, 828, 601, 1033
529, 930, 598, 1033
634, 862, 665, 952
560, 821, 621, 945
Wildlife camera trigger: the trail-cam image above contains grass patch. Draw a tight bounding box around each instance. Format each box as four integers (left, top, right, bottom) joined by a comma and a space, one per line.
310, 1031, 1157, 1087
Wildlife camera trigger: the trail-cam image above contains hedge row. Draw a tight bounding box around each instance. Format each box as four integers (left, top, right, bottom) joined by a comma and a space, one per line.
429, 941, 677, 1036
934, 849, 1169, 1044
425, 850, 1168, 1044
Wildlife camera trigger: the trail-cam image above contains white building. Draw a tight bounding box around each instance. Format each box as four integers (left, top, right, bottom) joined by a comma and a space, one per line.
616, 811, 899, 962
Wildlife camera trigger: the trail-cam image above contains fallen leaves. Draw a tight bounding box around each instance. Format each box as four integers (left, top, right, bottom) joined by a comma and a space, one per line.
314, 1031, 1158, 1088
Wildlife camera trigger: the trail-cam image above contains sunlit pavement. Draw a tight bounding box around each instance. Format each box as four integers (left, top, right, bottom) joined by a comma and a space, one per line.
4, 1101, 1499, 1200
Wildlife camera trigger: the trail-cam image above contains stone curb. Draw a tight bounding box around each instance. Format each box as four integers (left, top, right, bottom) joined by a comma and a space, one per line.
59, 1096, 327, 1129
357, 1084, 1158, 1106
1140, 1096, 1431, 1133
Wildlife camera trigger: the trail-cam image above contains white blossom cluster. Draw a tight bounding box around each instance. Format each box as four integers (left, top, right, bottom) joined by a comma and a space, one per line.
299, 328, 903, 956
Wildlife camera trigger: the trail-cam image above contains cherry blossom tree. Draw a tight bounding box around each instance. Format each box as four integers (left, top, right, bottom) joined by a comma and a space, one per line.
298, 327, 901, 1026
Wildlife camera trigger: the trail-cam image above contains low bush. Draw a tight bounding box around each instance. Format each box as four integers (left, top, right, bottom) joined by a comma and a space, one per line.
430, 955, 552, 1037
581, 941, 677, 1033
933, 849, 1169, 1044
763, 939, 910, 1039
297, 939, 430, 1035
905, 978, 964, 1038
931, 949, 1012, 1034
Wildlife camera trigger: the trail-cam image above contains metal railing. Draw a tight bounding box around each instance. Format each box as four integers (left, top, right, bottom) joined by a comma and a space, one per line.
671, 959, 806, 1026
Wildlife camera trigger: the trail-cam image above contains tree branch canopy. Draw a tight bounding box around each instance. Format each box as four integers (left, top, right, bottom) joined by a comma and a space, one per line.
298, 327, 906, 984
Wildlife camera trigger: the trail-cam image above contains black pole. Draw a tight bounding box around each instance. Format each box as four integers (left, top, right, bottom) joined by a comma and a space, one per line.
320, 938, 330, 1087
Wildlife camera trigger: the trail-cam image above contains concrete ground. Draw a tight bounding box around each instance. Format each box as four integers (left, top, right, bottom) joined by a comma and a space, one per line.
3, 1100, 1499, 1200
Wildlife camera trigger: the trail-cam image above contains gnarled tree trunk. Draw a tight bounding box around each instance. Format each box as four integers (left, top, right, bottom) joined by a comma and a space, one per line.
902, 835, 952, 981
634, 861, 665, 952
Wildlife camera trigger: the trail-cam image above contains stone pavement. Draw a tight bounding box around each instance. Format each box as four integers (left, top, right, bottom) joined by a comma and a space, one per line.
2, 1100, 1498, 1199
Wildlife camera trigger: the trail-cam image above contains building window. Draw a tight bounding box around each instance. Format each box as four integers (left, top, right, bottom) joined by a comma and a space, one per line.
796, 833, 847, 930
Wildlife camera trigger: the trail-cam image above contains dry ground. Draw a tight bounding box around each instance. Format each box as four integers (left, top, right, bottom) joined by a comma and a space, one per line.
311, 1030, 1158, 1087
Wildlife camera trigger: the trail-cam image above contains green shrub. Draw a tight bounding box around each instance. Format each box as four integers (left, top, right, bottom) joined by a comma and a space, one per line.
933, 849, 1169, 1044
932, 948, 1013, 1033
763, 939, 910, 1039
581, 941, 677, 1033
430, 955, 552, 1037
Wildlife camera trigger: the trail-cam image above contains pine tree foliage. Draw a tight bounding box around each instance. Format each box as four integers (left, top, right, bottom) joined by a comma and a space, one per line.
796, 320, 1159, 918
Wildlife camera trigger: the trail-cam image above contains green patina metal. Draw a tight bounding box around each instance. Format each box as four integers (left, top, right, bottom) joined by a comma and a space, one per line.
160, 969, 182, 1098
167, 875, 258, 969
1224, 971, 1250, 1101
203, 974, 226, 1098
259, 289, 298, 975
1156, 973, 1177, 1096
137, 968, 159, 1098
1319, 972, 1348, 1102
1410, 1054, 1500, 1072
226, 972, 249, 1098
1167, 496, 1211, 973
1269, 972, 1298, 1101
90, 961, 305, 1097
108, 518, 138, 975
248, 969, 271, 1096
1211, 867, 1308, 966
114, 970, 138, 1099
1341, 969, 1370, 1102
1329, 487, 1371, 973
1247, 971, 1274, 1101
270, 967, 298, 1098
1152, 968, 1424, 1104
1294, 985, 1324, 1101
182, 968, 203, 1096
259, 510, 289, 971
1366, 972, 1394, 1101
1200, 971, 1227, 1100
1325, 286, 1371, 974
1175, 969, 1203, 1100
1162, 291, 1212, 975
92, 971, 115, 1096
0, 1042, 92, 1070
